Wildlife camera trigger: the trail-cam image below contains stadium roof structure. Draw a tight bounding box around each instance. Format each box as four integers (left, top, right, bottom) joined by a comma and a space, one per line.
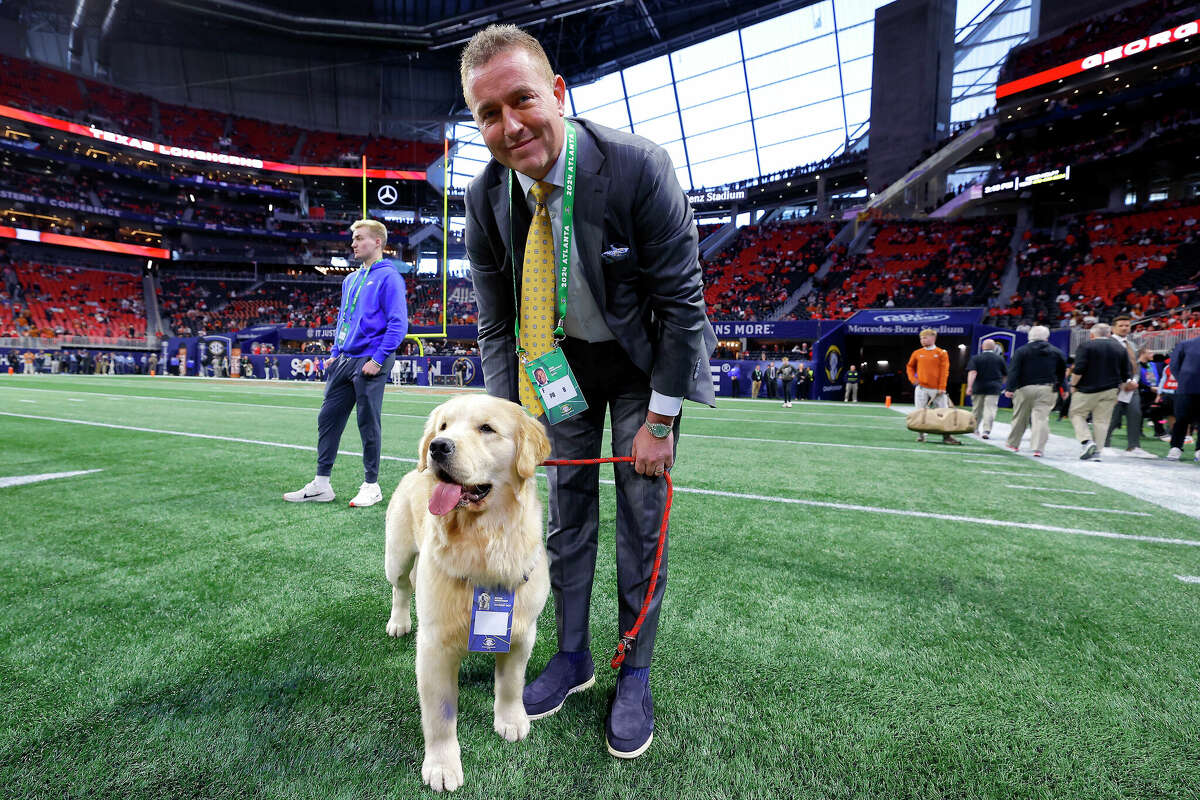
13, 0, 822, 85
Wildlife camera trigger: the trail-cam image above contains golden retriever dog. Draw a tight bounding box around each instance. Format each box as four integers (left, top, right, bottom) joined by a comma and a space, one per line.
385, 394, 552, 793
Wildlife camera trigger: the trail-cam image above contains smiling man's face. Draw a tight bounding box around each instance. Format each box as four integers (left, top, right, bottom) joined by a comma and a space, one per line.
466, 47, 566, 180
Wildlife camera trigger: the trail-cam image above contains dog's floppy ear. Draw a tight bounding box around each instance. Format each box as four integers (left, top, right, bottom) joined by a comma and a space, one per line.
417, 406, 440, 471
515, 409, 551, 480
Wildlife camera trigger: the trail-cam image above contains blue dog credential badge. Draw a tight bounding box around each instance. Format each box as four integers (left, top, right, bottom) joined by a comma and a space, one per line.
468, 585, 515, 653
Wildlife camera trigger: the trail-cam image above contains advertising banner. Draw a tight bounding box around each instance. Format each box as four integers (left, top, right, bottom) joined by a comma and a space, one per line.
843, 308, 985, 336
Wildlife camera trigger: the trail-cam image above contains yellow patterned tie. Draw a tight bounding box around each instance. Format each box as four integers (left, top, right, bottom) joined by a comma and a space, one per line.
518, 180, 556, 416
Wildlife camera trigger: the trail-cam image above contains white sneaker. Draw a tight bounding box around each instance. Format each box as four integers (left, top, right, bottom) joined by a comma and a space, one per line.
1101, 447, 1119, 459
349, 481, 384, 507
1167, 447, 1182, 461
1125, 447, 1157, 459
284, 479, 335, 502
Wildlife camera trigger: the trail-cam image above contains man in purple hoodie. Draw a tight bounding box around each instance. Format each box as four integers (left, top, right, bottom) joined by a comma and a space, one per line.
285, 219, 408, 507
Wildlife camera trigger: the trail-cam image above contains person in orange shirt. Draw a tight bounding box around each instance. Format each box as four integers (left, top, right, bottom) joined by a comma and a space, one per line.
907, 328, 961, 445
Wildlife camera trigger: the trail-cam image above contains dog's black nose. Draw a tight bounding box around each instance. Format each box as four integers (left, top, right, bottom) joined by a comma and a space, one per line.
429, 437, 454, 461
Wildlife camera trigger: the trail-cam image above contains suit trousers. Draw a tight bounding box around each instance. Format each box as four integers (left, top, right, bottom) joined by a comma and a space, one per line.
543, 339, 675, 669
1069, 387, 1118, 445
1006, 384, 1056, 451
844, 382, 858, 402
1103, 390, 1143, 449
971, 393, 999, 434
751, 379, 761, 399
316, 354, 395, 483
1170, 393, 1198, 451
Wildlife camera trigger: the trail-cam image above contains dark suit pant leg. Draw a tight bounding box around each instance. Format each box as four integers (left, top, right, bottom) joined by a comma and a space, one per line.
609, 388, 674, 669
545, 398, 606, 654
1170, 393, 1197, 451
316, 357, 357, 477
353, 355, 394, 484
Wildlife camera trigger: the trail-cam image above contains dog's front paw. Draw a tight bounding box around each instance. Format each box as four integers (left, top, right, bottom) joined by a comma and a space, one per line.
386, 615, 411, 637
422, 745, 463, 793
493, 704, 530, 742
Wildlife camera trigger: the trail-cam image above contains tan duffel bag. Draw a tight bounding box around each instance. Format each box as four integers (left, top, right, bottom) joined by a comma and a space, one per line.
906, 404, 975, 434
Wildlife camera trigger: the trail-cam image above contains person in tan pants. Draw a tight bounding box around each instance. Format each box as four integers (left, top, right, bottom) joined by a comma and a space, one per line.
1003, 326, 1066, 456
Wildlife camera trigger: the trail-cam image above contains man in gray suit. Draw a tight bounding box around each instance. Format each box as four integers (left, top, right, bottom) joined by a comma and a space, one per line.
462, 24, 716, 759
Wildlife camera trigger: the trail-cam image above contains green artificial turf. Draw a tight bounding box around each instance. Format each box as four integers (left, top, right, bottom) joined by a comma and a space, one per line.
1, 374, 1198, 799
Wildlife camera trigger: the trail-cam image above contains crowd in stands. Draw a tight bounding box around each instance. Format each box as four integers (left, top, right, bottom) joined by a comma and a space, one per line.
808, 218, 1012, 319
407, 276, 479, 327
995, 200, 1200, 328
999, 0, 1192, 83
701, 220, 839, 320
159, 275, 342, 336
0, 54, 439, 168
998, 104, 1199, 180
0, 260, 145, 339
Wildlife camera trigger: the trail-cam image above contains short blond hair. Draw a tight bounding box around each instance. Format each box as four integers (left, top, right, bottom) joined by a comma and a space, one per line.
460, 24, 555, 109
350, 219, 387, 247
919, 328, 937, 338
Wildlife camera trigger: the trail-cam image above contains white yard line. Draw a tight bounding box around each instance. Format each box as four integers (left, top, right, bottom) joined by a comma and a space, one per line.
0, 469, 103, 488
1040, 503, 1152, 517
0, 385, 432, 421
890, 406, 1200, 522
0, 411, 419, 465
5, 411, 1198, 549
1005, 485, 1097, 494
681, 432, 1002, 456
1175, 575, 1200, 583
0, 386, 1004, 456
660, 484, 1200, 548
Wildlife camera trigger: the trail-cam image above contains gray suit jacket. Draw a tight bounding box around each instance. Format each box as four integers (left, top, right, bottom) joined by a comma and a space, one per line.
465, 118, 717, 407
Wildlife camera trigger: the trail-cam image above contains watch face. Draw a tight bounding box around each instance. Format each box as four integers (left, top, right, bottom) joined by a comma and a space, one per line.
646, 422, 672, 438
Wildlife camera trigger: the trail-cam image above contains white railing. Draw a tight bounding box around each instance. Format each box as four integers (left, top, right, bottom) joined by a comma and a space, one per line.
1134, 327, 1200, 354
0, 335, 159, 349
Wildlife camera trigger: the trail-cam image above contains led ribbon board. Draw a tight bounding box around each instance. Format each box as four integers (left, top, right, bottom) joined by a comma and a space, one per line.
0, 225, 170, 259
995, 18, 1199, 100
0, 103, 426, 180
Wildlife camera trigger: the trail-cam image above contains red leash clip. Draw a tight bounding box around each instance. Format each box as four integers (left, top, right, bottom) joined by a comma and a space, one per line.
541, 457, 673, 669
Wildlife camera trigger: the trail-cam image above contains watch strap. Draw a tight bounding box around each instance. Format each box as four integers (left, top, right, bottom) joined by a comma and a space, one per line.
644, 421, 672, 439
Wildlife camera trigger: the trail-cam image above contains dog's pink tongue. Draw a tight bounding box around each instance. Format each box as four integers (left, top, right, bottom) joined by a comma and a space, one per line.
429, 481, 464, 516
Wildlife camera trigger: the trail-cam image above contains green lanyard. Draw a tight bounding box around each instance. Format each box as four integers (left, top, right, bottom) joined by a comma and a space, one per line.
336, 263, 372, 345
508, 119, 576, 358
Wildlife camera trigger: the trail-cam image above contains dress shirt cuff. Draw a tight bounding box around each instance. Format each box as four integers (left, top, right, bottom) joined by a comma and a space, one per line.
649, 391, 683, 417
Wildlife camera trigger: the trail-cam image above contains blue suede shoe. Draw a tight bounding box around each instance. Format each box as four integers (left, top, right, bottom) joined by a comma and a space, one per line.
522, 651, 595, 720
605, 674, 654, 758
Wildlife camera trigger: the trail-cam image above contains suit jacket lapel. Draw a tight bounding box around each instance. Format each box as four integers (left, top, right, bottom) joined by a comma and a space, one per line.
572, 121, 609, 309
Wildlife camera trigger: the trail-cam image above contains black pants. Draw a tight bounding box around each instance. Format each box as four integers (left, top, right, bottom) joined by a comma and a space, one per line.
543, 339, 674, 669
781, 380, 794, 403
316, 354, 395, 483
1170, 393, 1198, 451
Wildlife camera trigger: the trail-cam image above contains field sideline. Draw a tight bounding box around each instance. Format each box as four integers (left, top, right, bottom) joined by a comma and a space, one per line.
1, 374, 1197, 799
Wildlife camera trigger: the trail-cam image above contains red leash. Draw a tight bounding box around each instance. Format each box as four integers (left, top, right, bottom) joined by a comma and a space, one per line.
541, 456, 673, 669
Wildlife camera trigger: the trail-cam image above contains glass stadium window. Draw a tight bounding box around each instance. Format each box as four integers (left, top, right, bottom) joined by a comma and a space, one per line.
671, 31, 740, 80
952, 0, 1033, 122
446, 0, 1031, 192
570, 72, 630, 131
